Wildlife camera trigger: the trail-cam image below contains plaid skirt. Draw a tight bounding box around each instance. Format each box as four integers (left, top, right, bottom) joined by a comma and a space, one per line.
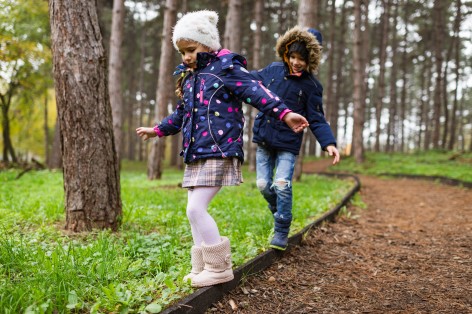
182, 158, 243, 188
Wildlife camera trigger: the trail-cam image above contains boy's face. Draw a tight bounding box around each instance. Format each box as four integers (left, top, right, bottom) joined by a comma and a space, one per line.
177, 39, 211, 69
289, 52, 307, 73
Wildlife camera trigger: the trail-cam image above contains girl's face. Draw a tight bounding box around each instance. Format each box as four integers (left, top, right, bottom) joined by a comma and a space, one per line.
177, 39, 211, 69
289, 52, 307, 73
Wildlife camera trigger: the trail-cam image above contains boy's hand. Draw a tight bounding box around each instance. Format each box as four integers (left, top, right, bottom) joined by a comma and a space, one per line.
136, 127, 157, 141
326, 145, 340, 165
283, 112, 309, 133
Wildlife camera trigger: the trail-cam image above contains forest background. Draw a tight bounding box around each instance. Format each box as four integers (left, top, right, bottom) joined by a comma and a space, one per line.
2, 0, 471, 171
1, 0, 472, 312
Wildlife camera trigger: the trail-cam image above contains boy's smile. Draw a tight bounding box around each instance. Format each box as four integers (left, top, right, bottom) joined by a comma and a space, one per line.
289, 52, 307, 74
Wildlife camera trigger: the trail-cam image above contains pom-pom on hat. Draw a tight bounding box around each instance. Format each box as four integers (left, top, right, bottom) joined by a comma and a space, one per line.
172, 10, 221, 51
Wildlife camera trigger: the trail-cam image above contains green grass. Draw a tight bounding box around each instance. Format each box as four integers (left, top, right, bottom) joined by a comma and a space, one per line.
0, 162, 353, 313
330, 151, 472, 183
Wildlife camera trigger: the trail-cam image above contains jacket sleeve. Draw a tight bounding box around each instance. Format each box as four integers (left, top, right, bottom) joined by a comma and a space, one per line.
306, 85, 337, 150
221, 58, 289, 120
154, 100, 185, 137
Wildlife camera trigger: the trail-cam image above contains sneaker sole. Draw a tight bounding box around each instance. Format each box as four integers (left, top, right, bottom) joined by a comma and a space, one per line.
269, 244, 287, 251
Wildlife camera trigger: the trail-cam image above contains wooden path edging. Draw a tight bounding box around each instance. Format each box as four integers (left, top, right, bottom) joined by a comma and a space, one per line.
161, 173, 361, 314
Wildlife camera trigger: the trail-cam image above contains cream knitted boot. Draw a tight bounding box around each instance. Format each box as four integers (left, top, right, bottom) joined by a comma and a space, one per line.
191, 237, 234, 287
183, 246, 204, 282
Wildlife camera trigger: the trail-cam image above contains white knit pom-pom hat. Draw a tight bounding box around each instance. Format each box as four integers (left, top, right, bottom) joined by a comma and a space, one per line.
172, 10, 221, 51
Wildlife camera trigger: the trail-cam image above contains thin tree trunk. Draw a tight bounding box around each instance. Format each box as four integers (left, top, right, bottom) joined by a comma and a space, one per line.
325, 0, 337, 139
148, 0, 177, 180
351, 0, 367, 163
432, 0, 444, 149
223, 0, 242, 52
441, 42, 453, 149
247, 0, 264, 172
108, 0, 125, 162
44, 90, 50, 165
0, 86, 18, 163
448, 0, 462, 150
375, 0, 390, 152
386, 1, 399, 152
335, 0, 347, 153
298, 0, 318, 27
399, 1, 409, 152
49, 0, 122, 231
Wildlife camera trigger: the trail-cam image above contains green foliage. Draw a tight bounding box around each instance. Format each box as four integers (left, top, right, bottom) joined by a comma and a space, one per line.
0, 0, 53, 161
0, 166, 353, 313
332, 151, 472, 183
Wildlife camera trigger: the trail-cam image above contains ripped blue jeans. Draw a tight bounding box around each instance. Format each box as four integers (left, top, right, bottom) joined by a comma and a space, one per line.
255, 145, 297, 223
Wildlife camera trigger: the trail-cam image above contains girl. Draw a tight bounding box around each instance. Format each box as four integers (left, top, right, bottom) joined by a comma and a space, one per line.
136, 10, 308, 287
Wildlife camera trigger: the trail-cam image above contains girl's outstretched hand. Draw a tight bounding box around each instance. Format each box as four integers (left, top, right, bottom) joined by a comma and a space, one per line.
136, 127, 157, 141
282, 112, 309, 133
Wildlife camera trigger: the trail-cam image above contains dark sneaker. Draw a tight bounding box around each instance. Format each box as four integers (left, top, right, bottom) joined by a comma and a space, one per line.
270, 233, 288, 251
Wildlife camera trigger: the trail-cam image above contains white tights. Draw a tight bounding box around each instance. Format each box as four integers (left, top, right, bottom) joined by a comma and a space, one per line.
187, 186, 221, 247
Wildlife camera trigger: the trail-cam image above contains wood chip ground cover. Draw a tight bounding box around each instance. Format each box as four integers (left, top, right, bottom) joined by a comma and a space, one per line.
208, 162, 471, 313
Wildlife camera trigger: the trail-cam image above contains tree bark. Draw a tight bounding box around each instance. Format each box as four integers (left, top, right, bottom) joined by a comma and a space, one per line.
386, 1, 399, 152
298, 0, 318, 27
49, 0, 122, 231
223, 0, 242, 52
375, 0, 390, 152
325, 0, 338, 140
247, 0, 263, 172
148, 0, 177, 180
352, 0, 366, 163
0, 86, 18, 163
432, 0, 444, 149
448, 0, 462, 150
108, 0, 125, 161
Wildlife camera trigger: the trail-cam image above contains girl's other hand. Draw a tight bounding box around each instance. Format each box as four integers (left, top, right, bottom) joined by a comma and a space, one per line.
136, 127, 157, 141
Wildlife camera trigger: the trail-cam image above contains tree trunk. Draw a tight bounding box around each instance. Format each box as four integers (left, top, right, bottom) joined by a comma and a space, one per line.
448, 0, 462, 150
399, 1, 409, 153
247, 0, 263, 172
375, 0, 390, 152
351, 0, 366, 163
298, 0, 318, 27
335, 0, 347, 153
108, 0, 125, 161
325, 0, 337, 139
223, 0, 242, 52
386, 1, 399, 152
0, 88, 18, 163
49, 0, 122, 231
44, 90, 50, 165
432, 0, 444, 149
148, 0, 177, 180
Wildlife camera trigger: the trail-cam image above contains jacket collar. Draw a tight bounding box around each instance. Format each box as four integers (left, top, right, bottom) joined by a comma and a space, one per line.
173, 51, 221, 76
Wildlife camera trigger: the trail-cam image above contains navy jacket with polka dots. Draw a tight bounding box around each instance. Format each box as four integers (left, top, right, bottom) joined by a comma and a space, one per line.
155, 50, 290, 164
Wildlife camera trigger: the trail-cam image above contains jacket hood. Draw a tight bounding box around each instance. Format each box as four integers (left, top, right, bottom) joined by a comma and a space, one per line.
275, 26, 322, 73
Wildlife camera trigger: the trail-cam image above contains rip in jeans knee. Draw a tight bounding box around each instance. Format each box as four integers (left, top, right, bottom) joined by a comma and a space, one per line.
273, 179, 290, 191
256, 179, 268, 191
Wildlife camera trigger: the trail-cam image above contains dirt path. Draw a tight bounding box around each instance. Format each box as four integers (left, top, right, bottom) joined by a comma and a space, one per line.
208, 163, 472, 313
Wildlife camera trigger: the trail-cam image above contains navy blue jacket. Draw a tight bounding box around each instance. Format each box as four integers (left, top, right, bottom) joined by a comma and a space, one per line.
155, 50, 291, 163
251, 62, 336, 155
